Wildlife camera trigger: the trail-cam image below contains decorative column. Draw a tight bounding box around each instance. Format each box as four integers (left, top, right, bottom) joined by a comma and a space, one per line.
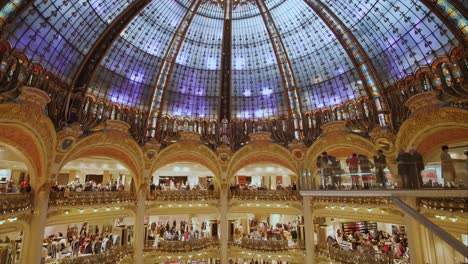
133, 184, 147, 264
302, 196, 314, 264
23, 183, 51, 263
219, 178, 229, 264
15, 86, 52, 263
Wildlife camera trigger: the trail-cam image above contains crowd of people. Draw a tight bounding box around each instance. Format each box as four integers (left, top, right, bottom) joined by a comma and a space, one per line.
317, 151, 386, 189
233, 220, 299, 243
0, 179, 31, 193
147, 219, 212, 247
50, 179, 127, 194
229, 183, 297, 192
328, 225, 408, 260
318, 145, 466, 190
395, 147, 424, 189
42, 222, 119, 262
149, 179, 215, 194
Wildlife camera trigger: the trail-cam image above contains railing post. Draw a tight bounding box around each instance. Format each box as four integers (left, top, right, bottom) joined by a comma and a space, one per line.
133, 186, 146, 264
303, 196, 314, 264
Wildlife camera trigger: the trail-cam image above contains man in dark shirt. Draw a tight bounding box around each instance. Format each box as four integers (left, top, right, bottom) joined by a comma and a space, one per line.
396, 148, 411, 188
409, 147, 424, 188
374, 150, 387, 188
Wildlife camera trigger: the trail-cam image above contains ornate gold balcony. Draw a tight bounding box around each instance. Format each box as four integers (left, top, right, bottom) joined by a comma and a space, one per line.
147, 190, 219, 201
325, 246, 409, 264
419, 197, 466, 213
313, 196, 391, 206
229, 190, 300, 201
56, 246, 133, 264
144, 238, 219, 252
0, 193, 33, 214
48, 191, 135, 207
231, 238, 305, 251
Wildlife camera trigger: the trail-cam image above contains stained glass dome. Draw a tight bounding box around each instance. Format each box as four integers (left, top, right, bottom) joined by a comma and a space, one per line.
1, 0, 464, 120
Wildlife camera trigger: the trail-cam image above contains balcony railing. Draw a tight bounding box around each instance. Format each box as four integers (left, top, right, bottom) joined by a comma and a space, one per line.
231, 238, 305, 251
419, 197, 467, 213
57, 246, 133, 264
326, 246, 409, 264
301, 160, 468, 191
229, 190, 300, 201
144, 238, 219, 252
147, 190, 219, 201
0, 193, 32, 214
48, 191, 135, 207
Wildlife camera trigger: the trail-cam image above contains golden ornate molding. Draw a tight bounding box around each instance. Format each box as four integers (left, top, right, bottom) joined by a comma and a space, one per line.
395, 107, 468, 152
405, 91, 441, 117
179, 131, 202, 142
104, 119, 131, 136
248, 131, 273, 142
17, 86, 50, 112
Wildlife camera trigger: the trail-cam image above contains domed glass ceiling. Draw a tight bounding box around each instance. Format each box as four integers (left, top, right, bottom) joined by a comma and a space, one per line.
2, 0, 461, 119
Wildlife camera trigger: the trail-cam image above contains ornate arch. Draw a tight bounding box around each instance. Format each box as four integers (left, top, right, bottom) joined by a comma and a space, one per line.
0, 99, 57, 188
395, 108, 468, 154
226, 143, 298, 181
305, 133, 378, 169
151, 142, 221, 185
57, 132, 144, 187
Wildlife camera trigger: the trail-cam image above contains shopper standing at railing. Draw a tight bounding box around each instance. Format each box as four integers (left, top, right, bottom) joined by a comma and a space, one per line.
346, 153, 360, 189
358, 154, 374, 189
374, 150, 387, 188
396, 148, 411, 189
322, 152, 339, 189
441, 145, 457, 187
409, 147, 424, 188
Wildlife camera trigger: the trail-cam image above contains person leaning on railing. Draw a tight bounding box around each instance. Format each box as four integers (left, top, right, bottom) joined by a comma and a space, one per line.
374, 150, 387, 188
408, 147, 424, 189
396, 148, 411, 189
358, 154, 374, 189
441, 145, 457, 188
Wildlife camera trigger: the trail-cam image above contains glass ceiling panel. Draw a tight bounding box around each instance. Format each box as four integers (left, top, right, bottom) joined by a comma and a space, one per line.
162, 4, 224, 119
2, 0, 460, 114
3, 0, 132, 84
323, 0, 459, 87
231, 2, 289, 119
266, 0, 364, 112
88, 0, 188, 110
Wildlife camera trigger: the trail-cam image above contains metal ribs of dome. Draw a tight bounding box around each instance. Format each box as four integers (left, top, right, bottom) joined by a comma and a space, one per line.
0, 0, 465, 120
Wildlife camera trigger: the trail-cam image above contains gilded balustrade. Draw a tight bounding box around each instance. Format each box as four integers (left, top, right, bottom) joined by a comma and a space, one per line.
57, 246, 133, 264
313, 196, 391, 206
48, 191, 135, 207
144, 238, 219, 252
326, 246, 409, 264
231, 238, 305, 251
0, 193, 32, 214
229, 190, 300, 201
419, 197, 466, 213
147, 190, 219, 201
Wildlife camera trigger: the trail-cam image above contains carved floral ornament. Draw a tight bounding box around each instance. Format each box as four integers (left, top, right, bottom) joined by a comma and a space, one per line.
395, 107, 468, 153
0, 87, 57, 167
226, 142, 299, 179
